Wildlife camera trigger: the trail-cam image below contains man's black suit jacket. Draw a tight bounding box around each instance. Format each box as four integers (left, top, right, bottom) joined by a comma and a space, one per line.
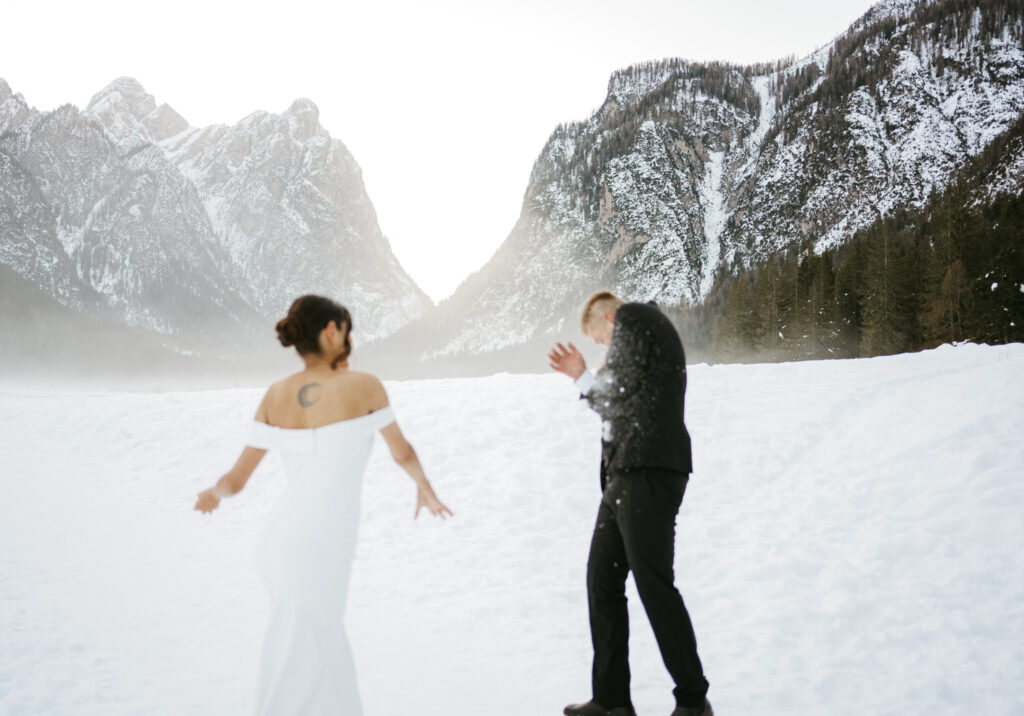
583, 301, 693, 489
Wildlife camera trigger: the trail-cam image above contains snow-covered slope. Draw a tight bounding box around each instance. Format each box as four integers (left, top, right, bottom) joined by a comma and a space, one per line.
393, 0, 1024, 365
0, 78, 430, 351
1, 343, 1022, 714
157, 91, 429, 339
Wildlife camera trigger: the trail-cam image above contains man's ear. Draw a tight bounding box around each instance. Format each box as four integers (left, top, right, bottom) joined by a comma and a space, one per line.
603, 310, 616, 324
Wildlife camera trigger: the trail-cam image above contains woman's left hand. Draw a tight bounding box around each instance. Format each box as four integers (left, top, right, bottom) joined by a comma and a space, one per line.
415, 485, 453, 520
195, 489, 221, 514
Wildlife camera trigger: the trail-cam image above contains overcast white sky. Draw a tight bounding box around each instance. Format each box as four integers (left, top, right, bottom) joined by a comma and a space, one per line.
2, 0, 878, 302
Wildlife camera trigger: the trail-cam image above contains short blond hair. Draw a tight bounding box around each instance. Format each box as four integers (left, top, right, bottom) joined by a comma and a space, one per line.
580, 290, 624, 332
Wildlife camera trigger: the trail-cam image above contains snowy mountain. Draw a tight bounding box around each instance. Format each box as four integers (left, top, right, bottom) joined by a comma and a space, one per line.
0, 77, 430, 363
155, 89, 429, 340
374, 0, 1024, 373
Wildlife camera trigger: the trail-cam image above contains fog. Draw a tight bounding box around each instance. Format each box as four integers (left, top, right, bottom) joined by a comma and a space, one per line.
0, 307, 609, 392
0, 282, 293, 393
0, 329, 602, 393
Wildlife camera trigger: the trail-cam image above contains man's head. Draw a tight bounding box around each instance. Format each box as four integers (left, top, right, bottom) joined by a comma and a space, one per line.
580, 290, 624, 346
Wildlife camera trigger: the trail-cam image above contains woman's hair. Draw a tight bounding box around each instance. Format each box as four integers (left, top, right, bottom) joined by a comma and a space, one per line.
275, 295, 352, 369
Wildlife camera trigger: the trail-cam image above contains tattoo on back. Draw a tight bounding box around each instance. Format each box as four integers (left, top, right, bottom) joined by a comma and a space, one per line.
297, 382, 322, 408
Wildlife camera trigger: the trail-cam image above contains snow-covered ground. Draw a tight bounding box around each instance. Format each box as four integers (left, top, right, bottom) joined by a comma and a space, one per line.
1, 343, 1023, 715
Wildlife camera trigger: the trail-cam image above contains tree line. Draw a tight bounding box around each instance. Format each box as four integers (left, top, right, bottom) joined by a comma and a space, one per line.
668, 115, 1024, 364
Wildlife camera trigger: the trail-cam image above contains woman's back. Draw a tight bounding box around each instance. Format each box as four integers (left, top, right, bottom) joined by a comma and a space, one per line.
259, 368, 384, 429
247, 369, 396, 545
247, 369, 393, 495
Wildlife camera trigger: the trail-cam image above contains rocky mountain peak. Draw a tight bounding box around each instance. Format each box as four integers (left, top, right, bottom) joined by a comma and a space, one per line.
87, 76, 156, 119
0, 79, 32, 136
286, 97, 320, 139
864, 0, 924, 22
84, 77, 192, 150
0, 78, 29, 113
144, 103, 190, 142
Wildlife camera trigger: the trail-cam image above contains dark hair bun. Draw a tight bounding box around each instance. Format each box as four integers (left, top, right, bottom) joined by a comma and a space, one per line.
276, 315, 302, 347
275, 295, 352, 368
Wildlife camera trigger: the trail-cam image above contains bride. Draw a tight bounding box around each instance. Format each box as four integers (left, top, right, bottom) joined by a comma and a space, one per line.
195, 294, 452, 715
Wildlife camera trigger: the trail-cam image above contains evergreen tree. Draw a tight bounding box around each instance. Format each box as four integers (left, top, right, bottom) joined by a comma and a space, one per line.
712, 276, 757, 362
753, 255, 782, 359
921, 258, 968, 344
859, 222, 914, 356
776, 251, 802, 360
810, 253, 841, 357
965, 195, 1024, 344
835, 241, 865, 357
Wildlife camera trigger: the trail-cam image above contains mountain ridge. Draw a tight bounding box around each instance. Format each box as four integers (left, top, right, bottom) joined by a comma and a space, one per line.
0, 78, 431, 369
364, 0, 1024, 375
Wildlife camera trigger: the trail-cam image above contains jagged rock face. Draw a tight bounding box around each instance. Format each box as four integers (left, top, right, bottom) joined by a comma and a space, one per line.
0, 151, 85, 308
412, 0, 1024, 361
161, 98, 428, 340
735, 4, 1024, 259
972, 119, 1024, 202
0, 77, 430, 352
0, 100, 258, 342
0, 80, 31, 137
84, 78, 190, 149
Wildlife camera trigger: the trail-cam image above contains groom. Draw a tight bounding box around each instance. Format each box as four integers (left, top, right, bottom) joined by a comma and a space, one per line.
548, 291, 712, 716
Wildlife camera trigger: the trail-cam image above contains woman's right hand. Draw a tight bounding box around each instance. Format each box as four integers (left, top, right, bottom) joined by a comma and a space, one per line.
415, 484, 453, 520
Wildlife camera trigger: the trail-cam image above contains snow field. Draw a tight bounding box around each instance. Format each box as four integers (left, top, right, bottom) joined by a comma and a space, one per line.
1, 343, 1023, 715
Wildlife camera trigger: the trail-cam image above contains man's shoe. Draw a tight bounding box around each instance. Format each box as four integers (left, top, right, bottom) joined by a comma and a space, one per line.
564, 700, 608, 716
564, 700, 637, 716
670, 698, 713, 716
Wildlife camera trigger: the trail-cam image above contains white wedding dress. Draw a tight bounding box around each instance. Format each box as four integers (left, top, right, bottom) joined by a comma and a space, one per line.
244, 406, 396, 716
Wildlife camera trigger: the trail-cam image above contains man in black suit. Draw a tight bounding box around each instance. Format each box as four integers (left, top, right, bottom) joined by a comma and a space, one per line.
548, 291, 712, 716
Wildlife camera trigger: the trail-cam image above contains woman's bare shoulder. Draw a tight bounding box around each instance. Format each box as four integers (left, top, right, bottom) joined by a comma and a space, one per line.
265, 373, 305, 396
346, 370, 385, 388
326, 370, 386, 408
257, 374, 307, 414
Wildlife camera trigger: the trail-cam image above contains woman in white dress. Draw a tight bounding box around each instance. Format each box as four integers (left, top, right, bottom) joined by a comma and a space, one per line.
195, 294, 452, 715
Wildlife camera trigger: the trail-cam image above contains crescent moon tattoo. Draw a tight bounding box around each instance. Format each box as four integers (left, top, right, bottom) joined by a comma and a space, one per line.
297, 382, 322, 408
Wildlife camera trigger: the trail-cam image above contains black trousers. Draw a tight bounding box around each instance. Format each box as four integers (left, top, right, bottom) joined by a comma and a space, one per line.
587, 468, 709, 709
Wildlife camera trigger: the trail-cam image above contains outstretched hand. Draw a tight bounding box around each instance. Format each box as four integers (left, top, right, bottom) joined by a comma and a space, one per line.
195, 489, 221, 514
416, 486, 454, 520
548, 342, 586, 380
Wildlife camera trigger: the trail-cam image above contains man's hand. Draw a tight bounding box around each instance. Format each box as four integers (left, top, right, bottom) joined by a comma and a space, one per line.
548, 342, 586, 380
